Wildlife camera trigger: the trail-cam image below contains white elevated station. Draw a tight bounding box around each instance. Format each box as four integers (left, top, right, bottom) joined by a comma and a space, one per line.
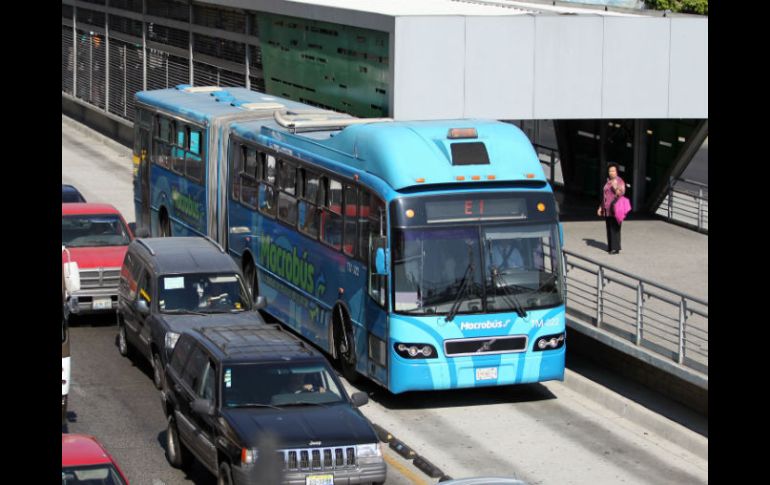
208, 0, 708, 120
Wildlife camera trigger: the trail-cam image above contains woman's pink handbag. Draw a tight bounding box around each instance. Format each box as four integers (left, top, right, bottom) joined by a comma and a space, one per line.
613, 196, 632, 224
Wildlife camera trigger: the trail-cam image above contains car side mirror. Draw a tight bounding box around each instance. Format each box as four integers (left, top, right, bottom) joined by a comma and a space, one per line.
191, 398, 215, 416
351, 392, 368, 408
253, 295, 267, 310
136, 299, 150, 315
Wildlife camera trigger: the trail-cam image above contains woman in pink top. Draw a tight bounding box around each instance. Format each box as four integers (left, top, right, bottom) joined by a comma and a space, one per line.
596, 163, 626, 254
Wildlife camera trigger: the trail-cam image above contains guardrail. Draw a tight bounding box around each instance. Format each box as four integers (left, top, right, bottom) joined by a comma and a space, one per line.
563, 249, 708, 375
656, 177, 708, 233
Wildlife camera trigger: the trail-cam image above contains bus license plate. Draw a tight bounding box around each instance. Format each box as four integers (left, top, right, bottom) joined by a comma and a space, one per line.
92, 298, 112, 310
476, 367, 498, 381
306, 475, 334, 485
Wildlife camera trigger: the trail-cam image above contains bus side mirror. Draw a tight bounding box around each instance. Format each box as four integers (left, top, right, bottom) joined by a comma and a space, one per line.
254, 295, 267, 310
136, 299, 150, 315
375, 248, 388, 275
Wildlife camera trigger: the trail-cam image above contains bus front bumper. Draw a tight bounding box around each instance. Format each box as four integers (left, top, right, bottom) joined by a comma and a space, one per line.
388, 346, 565, 394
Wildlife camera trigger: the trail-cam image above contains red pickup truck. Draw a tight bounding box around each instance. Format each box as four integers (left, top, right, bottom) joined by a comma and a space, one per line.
62, 203, 134, 314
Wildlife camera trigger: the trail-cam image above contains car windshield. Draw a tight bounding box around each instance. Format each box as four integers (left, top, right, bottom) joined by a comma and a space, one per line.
223, 363, 345, 408
158, 273, 251, 313
392, 223, 564, 315
62, 214, 131, 247
62, 464, 126, 485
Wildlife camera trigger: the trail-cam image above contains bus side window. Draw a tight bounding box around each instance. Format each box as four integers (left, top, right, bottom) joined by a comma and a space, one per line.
343, 184, 358, 257
240, 147, 258, 209
155, 116, 173, 169
358, 190, 371, 262
277, 161, 298, 226
172, 123, 186, 174
298, 169, 320, 239
328, 179, 342, 214
231, 143, 243, 201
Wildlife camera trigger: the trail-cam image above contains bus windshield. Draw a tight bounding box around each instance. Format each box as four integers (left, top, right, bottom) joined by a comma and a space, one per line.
392, 223, 564, 316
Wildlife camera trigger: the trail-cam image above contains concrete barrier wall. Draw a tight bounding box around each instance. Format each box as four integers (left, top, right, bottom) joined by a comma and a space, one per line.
62, 94, 133, 148
567, 321, 708, 416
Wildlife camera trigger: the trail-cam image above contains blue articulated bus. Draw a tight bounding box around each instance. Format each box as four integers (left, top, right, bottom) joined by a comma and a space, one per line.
133, 86, 567, 394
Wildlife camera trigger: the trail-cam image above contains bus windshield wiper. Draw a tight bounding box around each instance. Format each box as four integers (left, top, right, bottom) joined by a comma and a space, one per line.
446, 260, 475, 323
490, 268, 527, 318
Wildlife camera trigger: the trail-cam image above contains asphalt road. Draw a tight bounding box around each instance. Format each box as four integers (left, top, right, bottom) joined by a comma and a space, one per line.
63, 115, 708, 485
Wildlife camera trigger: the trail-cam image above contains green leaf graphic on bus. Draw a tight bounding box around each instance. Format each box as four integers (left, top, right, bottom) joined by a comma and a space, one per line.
171, 188, 202, 222
259, 235, 315, 294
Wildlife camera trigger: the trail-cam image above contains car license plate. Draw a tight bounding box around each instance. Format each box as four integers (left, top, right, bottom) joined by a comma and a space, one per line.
92, 298, 112, 310
306, 475, 334, 485
476, 367, 498, 381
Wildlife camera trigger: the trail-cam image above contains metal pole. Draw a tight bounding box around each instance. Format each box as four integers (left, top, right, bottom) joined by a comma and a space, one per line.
596, 266, 604, 328
667, 178, 674, 220
189, 2, 194, 86
635, 282, 643, 345
73, 5, 77, 96
678, 298, 686, 364
89, 34, 94, 103
550, 149, 556, 185
105, 7, 110, 113
697, 187, 703, 231
123, 47, 127, 118
142, 0, 147, 91
245, 13, 251, 90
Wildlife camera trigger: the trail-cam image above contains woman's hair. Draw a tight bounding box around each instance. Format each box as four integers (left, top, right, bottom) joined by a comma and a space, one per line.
607, 163, 619, 172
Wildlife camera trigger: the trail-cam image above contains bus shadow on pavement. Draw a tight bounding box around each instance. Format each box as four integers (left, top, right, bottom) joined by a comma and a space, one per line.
345, 374, 557, 411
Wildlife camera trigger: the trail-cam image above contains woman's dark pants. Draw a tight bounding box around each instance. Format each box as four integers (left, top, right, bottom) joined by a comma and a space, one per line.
605, 216, 622, 253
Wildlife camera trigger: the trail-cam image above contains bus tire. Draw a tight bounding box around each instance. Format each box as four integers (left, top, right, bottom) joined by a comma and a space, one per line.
159, 209, 172, 237
334, 306, 360, 383
243, 257, 258, 302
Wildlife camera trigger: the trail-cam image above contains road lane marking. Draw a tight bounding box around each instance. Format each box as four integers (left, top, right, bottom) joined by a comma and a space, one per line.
384, 450, 430, 485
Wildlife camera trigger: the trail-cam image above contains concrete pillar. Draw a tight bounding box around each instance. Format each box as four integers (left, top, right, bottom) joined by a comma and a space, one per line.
632, 119, 648, 212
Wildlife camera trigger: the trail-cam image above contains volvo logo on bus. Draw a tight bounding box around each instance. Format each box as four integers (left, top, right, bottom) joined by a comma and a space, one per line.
459, 319, 511, 331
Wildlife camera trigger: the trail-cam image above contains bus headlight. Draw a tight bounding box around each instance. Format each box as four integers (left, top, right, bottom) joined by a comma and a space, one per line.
534, 332, 565, 351
356, 443, 383, 465
165, 331, 181, 351
394, 343, 437, 359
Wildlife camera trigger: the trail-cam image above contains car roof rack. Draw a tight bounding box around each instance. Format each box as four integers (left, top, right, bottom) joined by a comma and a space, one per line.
273, 109, 392, 134
135, 238, 156, 256
202, 235, 225, 253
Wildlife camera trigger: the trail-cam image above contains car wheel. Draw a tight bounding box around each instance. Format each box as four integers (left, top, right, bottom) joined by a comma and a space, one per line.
118, 323, 133, 358
217, 461, 234, 485
152, 352, 165, 390
166, 415, 190, 469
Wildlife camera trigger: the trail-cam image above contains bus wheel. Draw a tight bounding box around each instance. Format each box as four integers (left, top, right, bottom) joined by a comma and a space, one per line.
160, 211, 172, 237
244, 259, 258, 302
334, 306, 360, 383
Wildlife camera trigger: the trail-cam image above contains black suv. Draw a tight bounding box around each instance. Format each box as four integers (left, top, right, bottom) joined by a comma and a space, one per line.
117, 237, 267, 389
161, 324, 386, 485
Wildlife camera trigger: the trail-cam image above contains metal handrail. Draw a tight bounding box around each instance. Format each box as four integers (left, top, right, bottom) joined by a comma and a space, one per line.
660, 176, 708, 233
563, 249, 708, 374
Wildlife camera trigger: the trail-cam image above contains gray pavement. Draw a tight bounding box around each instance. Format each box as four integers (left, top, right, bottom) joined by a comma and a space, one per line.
561, 219, 708, 301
